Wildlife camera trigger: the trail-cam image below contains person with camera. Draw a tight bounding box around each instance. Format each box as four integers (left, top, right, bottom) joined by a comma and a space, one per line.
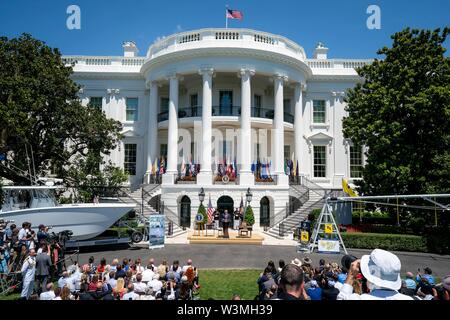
37, 224, 50, 244
337, 249, 413, 300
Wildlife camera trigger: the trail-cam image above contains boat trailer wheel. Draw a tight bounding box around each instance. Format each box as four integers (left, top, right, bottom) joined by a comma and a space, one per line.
131, 231, 144, 243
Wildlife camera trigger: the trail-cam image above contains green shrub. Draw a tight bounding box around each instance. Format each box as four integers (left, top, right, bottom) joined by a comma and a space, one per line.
244, 205, 255, 226
310, 208, 321, 220
341, 233, 428, 252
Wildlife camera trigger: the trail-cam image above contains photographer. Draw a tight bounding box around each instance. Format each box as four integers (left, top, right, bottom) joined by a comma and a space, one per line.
37, 224, 50, 244
337, 249, 413, 300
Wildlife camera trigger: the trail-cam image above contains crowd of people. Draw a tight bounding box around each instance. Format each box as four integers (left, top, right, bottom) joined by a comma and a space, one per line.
20, 255, 200, 300
2, 220, 449, 301
256, 248, 450, 300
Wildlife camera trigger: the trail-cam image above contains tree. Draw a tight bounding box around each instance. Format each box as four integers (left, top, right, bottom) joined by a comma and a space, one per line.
244, 205, 255, 226
0, 34, 125, 187
343, 28, 450, 195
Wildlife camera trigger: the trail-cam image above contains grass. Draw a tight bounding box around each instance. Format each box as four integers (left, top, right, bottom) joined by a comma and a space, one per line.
199, 269, 260, 300
1, 269, 261, 301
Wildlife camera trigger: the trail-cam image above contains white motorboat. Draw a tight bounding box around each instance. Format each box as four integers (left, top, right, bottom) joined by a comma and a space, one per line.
0, 186, 136, 240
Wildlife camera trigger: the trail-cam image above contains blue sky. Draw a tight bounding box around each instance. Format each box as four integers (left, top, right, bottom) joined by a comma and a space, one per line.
0, 0, 448, 59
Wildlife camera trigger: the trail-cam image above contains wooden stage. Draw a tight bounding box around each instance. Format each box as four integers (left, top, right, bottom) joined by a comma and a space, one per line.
187, 229, 264, 245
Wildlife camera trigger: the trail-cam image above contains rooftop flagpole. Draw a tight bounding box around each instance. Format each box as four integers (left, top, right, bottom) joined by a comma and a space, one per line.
225, 5, 228, 29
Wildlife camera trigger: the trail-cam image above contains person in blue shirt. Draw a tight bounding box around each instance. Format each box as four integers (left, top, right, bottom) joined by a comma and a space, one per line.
416, 267, 435, 286
306, 280, 322, 300
405, 272, 417, 290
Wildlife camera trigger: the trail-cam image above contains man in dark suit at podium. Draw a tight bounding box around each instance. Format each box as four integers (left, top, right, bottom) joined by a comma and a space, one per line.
222, 209, 231, 238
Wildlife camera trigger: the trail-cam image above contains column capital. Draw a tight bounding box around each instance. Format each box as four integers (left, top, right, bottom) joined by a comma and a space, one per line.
294, 82, 307, 91
272, 74, 289, 83
145, 80, 162, 89
165, 72, 183, 82
106, 88, 120, 95
238, 68, 255, 78
198, 67, 215, 77
332, 91, 345, 97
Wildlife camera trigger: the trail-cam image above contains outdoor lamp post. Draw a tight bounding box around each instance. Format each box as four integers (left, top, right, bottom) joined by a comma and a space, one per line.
199, 187, 205, 205
246, 188, 252, 205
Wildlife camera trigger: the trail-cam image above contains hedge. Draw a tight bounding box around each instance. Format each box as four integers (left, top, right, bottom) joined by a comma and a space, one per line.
341, 233, 428, 252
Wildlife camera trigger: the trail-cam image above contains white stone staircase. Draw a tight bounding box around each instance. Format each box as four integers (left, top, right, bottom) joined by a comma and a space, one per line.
264, 179, 329, 240
118, 185, 186, 238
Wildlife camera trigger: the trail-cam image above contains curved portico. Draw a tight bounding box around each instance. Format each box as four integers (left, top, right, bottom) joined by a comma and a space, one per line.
142, 28, 309, 186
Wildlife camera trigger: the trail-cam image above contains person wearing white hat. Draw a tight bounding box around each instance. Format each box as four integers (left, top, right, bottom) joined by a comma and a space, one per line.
337, 249, 413, 300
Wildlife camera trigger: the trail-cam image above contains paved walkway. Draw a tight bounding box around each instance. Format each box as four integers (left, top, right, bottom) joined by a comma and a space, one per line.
72, 244, 450, 279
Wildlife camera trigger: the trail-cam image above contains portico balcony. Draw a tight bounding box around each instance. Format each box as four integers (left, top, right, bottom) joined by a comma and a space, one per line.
157, 105, 294, 124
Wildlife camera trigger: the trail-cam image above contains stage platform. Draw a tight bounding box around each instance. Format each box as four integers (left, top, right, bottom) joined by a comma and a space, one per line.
187, 229, 264, 245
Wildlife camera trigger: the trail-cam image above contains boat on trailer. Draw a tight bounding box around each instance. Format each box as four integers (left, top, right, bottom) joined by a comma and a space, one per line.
0, 186, 136, 240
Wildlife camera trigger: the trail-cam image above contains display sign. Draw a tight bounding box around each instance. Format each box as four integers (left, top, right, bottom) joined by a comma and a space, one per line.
318, 239, 340, 253
324, 224, 333, 234
300, 231, 309, 242
149, 215, 165, 249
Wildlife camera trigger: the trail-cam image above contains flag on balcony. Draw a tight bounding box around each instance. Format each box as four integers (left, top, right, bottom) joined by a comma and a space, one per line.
159, 157, 165, 175
207, 195, 214, 224
152, 158, 157, 175
234, 158, 238, 176
226, 9, 243, 20
190, 162, 196, 176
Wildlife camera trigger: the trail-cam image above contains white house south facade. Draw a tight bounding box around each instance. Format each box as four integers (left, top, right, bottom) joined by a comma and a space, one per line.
63, 28, 371, 232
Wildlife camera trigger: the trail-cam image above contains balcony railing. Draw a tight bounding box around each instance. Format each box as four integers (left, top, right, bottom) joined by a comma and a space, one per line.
157, 105, 294, 124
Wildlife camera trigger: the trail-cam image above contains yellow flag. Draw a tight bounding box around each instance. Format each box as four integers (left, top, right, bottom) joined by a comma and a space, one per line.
342, 179, 358, 197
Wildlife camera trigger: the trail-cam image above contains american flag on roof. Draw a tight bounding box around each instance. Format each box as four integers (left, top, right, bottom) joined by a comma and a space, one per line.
227, 9, 243, 20
207, 195, 214, 224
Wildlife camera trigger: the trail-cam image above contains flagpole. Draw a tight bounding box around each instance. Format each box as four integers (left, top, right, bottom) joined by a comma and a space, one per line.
225, 5, 228, 29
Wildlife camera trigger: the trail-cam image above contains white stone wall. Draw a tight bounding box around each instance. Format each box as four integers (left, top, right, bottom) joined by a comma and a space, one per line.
160, 185, 289, 230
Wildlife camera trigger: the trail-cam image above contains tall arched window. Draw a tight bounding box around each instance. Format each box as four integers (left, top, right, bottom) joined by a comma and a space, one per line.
260, 197, 270, 227
180, 196, 191, 228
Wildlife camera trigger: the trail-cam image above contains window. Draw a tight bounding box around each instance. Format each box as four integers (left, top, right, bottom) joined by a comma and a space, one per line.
190, 94, 198, 116
126, 98, 138, 121
89, 97, 102, 110
124, 144, 137, 175
190, 94, 198, 107
284, 145, 290, 160
160, 144, 168, 157
283, 99, 291, 111
350, 145, 364, 178
221, 140, 231, 160
313, 100, 326, 123
313, 146, 326, 178
254, 95, 262, 109
160, 97, 169, 113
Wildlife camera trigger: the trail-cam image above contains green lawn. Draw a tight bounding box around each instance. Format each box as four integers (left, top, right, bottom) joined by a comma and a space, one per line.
1, 269, 261, 301
199, 269, 261, 300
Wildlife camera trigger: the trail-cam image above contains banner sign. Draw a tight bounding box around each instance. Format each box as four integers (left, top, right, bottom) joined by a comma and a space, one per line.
318, 239, 340, 253
149, 214, 165, 249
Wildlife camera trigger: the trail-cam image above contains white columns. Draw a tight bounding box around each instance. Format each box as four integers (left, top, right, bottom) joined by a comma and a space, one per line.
197, 68, 214, 185
146, 81, 158, 175
162, 74, 179, 184
294, 82, 305, 173
273, 75, 288, 185
239, 69, 255, 186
